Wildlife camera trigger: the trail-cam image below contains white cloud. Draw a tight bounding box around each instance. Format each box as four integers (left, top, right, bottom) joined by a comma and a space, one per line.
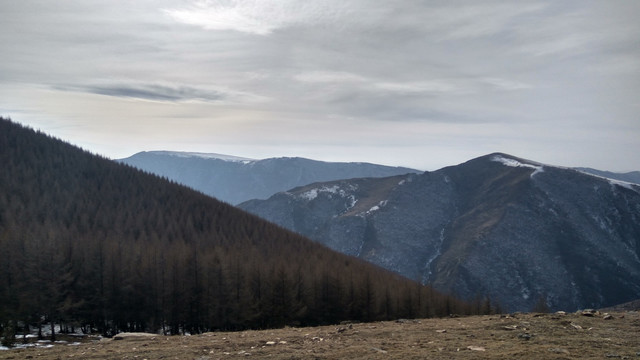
420, 3, 548, 40
294, 71, 367, 84
374, 80, 465, 95
163, 0, 345, 35
481, 78, 532, 91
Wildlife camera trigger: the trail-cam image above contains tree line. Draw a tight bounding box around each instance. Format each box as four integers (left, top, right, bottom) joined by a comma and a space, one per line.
0, 117, 489, 345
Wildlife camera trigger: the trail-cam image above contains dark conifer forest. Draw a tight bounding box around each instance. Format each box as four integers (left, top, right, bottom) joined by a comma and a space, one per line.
0, 117, 479, 339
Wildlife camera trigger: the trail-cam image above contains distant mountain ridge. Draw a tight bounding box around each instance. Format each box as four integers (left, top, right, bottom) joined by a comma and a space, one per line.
239, 153, 640, 312
118, 151, 419, 204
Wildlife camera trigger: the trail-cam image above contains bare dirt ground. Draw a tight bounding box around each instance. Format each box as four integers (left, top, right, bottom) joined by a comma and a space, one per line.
1, 311, 639, 359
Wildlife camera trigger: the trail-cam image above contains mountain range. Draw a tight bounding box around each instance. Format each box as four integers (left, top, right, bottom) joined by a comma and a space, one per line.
118, 151, 418, 204
239, 153, 640, 312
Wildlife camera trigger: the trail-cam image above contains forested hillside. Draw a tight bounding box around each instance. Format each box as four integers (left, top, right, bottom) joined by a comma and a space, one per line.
0, 118, 477, 341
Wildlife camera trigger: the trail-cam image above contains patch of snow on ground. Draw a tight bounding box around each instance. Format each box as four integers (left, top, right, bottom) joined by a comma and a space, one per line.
366, 200, 388, 214
300, 188, 319, 200
1, 342, 56, 351
491, 155, 544, 177
609, 179, 639, 192
300, 184, 358, 201
347, 195, 357, 209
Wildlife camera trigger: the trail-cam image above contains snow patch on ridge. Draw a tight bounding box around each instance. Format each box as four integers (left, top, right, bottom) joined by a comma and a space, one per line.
575, 169, 640, 193
152, 151, 256, 162
491, 155, 544, 177
608, 179, 639, 193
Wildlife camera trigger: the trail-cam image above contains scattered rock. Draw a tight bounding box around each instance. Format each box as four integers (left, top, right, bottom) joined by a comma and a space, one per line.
605, 353, 621, 358
570, 323, 583, 330
467, 346, 485, 351
371, 347, 387, 354
339, 320, 359, 325
581, 309, 599, 317
549, 348, 570, 354
518, 333, 533, 340
603, 314, 614, 320
555, 311, 566, 316
503, 325, 518, 331
265, 341, 276, 345
435, 329, 447, 333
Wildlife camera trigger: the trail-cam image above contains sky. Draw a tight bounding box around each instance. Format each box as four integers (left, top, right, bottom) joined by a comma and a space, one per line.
1, 1, 639, 171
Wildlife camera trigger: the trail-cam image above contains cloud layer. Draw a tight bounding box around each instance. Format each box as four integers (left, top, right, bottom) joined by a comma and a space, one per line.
1, 0, 639, 171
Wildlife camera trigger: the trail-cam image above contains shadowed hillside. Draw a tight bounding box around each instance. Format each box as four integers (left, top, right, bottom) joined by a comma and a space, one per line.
241, 154, 640, 312
0, 117, 477, 342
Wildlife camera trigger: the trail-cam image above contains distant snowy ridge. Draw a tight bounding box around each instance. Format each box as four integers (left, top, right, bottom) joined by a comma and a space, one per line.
145, 150, 256, 162
575, 169, 640, 192
119, 152, 418, 204
492, 155, 639, 190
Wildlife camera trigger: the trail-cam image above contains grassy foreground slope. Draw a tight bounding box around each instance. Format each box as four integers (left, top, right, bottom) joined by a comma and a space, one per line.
1, 311, 638, 359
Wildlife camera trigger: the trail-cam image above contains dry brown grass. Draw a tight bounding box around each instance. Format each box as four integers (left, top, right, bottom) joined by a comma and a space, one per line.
2, 311, 639, 359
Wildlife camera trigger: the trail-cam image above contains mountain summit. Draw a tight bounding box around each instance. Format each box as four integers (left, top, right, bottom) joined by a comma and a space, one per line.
240, 153, 640, 312
118, 151, 418, 204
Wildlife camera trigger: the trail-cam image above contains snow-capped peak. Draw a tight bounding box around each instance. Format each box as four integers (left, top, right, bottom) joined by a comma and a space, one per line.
148, 151, 256, 162
491, 155, 544, 177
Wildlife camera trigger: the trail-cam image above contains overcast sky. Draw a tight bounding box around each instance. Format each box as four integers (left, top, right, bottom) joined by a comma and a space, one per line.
1, 1, 639, 171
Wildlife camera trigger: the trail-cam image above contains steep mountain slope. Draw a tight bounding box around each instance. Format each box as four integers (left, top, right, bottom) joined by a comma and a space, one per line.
0, 118, 472, 338
240, 153, 640, 312
118, 151, 418, 204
